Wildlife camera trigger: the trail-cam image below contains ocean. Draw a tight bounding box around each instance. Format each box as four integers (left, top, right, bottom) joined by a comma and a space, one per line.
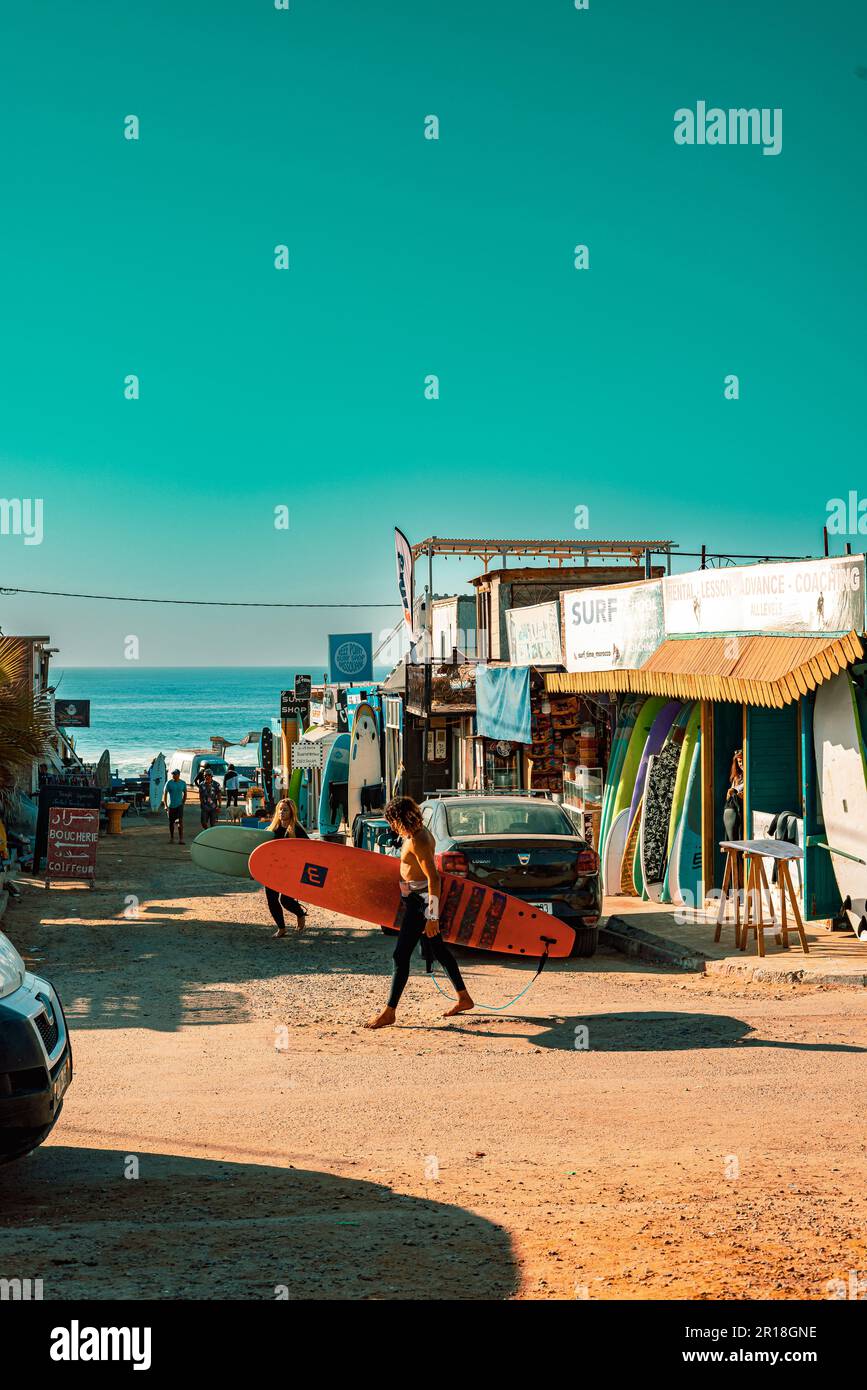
51, 667, 383, 777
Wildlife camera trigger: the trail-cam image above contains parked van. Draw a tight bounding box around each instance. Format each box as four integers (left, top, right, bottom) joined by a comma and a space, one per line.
166, 750, 251, 791
0, 929, 73, 1163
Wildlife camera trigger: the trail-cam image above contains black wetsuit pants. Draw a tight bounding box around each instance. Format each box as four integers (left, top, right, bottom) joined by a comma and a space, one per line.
388, 891, 466, 1009
266, 887, 304, 928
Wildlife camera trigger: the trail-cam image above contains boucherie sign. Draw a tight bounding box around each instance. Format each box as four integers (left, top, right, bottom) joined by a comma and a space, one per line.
46, 806, 99, 884
663, 555, 865, 638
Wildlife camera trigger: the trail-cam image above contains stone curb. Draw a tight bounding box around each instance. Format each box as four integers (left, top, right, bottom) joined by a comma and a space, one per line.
600, 916, 867, 988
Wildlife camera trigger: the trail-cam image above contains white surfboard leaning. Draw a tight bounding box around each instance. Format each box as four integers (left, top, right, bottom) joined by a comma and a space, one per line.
602, 807, 629, 896
814, 673, 867, 940
348, 702, 381, 825
149, 752, 167, 812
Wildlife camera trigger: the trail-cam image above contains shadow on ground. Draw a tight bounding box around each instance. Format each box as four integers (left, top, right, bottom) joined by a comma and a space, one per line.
434, 1009, 867, 1053
0, 1145, 517, 1300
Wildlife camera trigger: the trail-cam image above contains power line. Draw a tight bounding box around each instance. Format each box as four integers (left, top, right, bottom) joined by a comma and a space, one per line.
0, 585, 400, 609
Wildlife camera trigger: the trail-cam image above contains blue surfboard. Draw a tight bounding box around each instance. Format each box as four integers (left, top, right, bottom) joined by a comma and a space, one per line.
672, 734, 702, 909
318, 733, 351, 836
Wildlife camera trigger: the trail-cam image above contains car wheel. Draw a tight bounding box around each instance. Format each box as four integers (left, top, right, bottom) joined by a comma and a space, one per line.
570, 925, 598, 958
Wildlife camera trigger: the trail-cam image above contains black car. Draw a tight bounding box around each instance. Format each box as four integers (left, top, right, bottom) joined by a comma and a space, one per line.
420, 793, 601, 957
0, 929, 73, 1164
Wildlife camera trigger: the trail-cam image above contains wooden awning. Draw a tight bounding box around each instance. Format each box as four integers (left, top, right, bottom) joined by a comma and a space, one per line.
545, 630, 865, 708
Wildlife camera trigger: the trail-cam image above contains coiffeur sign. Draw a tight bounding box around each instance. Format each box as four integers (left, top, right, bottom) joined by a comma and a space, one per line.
46, 807, 99, 883
663, 554, 866, 637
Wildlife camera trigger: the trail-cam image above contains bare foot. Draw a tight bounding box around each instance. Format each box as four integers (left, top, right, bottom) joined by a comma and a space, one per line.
365, 1007, 396, 1030
294, 912, 307, 932
443, 991, 474, 1017
273, 928, 287, 938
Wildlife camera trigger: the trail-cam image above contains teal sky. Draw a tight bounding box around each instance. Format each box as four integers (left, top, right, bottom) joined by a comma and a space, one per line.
2, 1, 866, 664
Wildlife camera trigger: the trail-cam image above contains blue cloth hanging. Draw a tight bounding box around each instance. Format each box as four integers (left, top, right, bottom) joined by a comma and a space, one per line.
475, 664, 532, 744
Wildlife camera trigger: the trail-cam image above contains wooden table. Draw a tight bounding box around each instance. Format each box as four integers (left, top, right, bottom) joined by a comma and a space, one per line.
715, 839, 808, 957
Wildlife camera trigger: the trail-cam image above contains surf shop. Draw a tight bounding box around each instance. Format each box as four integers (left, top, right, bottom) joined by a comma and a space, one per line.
545, 555, 867, 938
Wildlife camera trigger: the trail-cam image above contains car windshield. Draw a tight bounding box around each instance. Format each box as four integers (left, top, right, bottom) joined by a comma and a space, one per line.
202, 759, 228, 775
444, 801, 574, 837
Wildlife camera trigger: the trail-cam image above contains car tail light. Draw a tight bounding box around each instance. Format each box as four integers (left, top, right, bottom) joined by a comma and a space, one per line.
576, 848, 598, 875
437, 851, 468, 876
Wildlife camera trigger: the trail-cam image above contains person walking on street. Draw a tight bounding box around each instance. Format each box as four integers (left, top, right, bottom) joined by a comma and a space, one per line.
366, 795, 473, 1029
198, 768, 221, 829
264, 798, 308, 937
163, 768, 187, 844
224, 764, 241, 813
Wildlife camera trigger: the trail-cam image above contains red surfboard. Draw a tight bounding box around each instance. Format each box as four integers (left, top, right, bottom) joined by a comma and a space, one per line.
249, 838, 575, 958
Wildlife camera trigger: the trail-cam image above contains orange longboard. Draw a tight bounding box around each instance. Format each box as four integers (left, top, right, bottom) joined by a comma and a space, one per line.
249, 838, 575, 958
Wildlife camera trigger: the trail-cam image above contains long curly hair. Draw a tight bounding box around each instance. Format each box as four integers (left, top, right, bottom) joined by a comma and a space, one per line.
384, 795, 424, 835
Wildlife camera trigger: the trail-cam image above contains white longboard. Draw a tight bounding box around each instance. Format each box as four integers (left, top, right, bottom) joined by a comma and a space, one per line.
814, 673, 867, 941
602, 807, 629, 896
149, 752, 167, 812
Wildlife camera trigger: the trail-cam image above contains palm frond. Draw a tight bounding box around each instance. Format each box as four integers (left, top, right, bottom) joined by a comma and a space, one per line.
0, 637, 54, 812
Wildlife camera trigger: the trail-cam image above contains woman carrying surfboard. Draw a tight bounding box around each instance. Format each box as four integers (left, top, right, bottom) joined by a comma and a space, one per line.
366, 796, 473, 1030
265, 799, 309, 938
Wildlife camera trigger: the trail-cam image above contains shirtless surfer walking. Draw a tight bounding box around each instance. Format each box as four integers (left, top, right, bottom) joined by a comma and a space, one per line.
366, 796, 474, 1029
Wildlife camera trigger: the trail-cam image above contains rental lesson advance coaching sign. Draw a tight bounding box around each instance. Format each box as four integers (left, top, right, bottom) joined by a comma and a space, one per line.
663, 555, 866, 637
562, 581, 664, 672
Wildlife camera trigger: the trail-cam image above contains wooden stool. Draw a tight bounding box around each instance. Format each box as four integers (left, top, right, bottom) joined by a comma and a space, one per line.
718, 839, 809, 958
715, 845, 744, 948
776, 857, 809, 954
739, 853, 777, 958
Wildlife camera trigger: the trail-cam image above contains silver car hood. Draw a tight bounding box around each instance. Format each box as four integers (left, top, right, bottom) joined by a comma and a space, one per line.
0, 930, 25, 1000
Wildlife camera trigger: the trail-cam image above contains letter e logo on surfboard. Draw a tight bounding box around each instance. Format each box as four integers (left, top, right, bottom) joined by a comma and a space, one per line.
301, 861, 329, 888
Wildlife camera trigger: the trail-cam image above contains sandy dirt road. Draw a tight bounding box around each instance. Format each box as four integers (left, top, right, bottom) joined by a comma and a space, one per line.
1, 816, 865, 1300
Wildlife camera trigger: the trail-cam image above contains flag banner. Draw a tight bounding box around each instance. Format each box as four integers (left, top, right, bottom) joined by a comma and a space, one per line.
394, 526, 414, 632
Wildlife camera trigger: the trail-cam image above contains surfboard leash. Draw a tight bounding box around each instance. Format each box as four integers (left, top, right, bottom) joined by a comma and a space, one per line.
428, 935, 556, 1013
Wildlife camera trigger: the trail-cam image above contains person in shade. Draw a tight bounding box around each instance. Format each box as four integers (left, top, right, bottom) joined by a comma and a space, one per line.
365, 795, 473, 1029
265, 798, 309, 938
163, 768, 187, 844
724, 749, 745, 841
198, 769, 221, 829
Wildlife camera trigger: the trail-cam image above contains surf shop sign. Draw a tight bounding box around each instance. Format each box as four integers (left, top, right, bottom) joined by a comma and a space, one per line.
563, 580, 664, 672
663, 555, 866, 637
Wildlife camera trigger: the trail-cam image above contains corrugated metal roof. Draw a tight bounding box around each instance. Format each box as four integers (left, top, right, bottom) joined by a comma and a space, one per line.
545, 630, 865, 708
413, 538, 673, 548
